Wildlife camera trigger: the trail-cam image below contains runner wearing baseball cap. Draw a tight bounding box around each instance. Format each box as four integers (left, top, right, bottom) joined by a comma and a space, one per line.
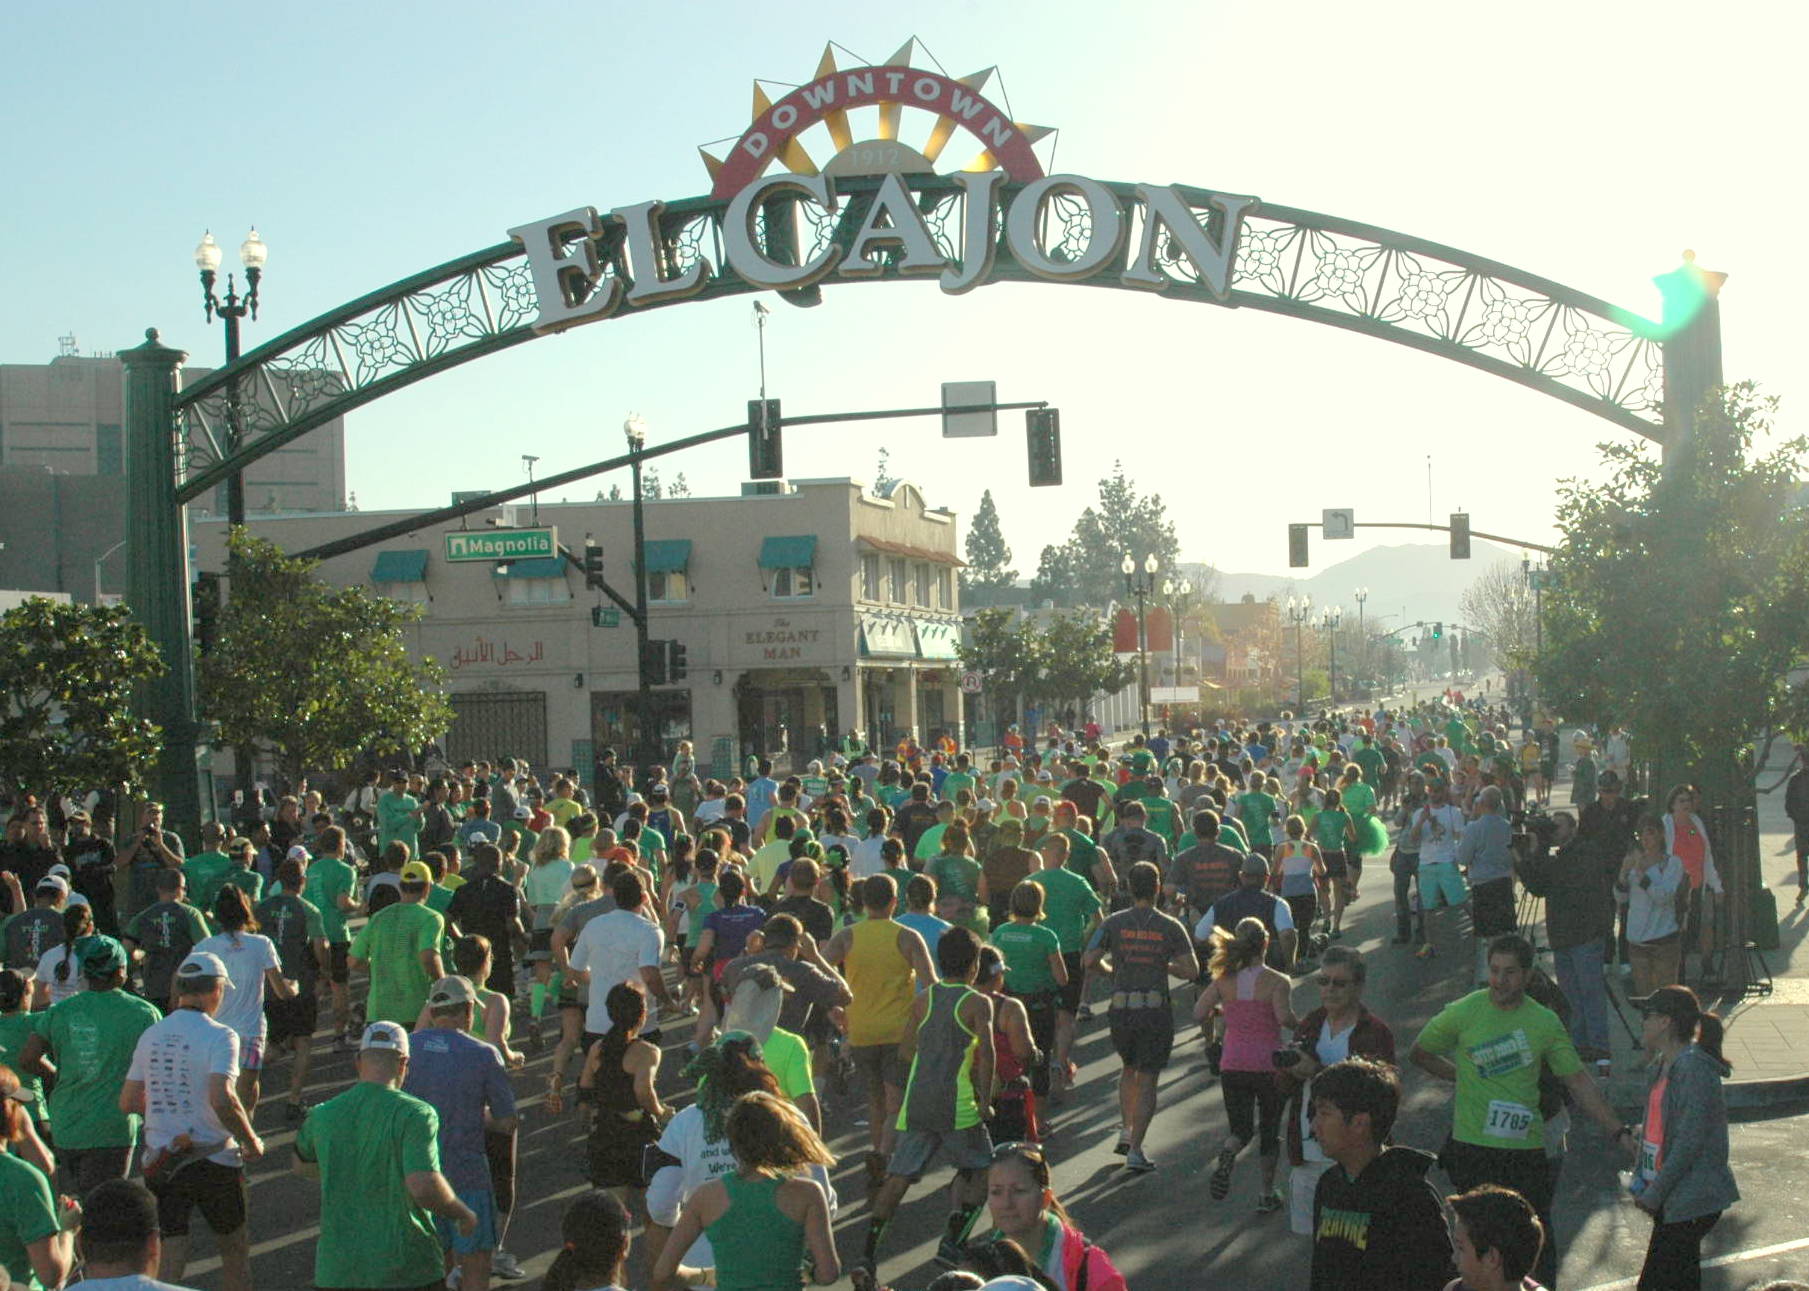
348, 861, 447, 1025
120, 949, 262, 1291
296, 1020, 477, 1291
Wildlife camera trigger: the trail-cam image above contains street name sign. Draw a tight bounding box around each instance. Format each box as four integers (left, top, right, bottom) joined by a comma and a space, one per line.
445, 527, 559, 562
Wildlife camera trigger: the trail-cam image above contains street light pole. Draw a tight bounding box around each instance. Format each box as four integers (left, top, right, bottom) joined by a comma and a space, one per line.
625, 414, 656, 783
94, 539, 127, 604
194, 229, 267, 538
1121, 552, 1160, 736
1322, 606, 1343, 706
1285, 595, 1313, 713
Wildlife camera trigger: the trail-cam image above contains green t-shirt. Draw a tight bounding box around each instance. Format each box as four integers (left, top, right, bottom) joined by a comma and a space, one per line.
182, 850, 233, 917
1340, 781, 1377, 819
256, 893, 326, 985
295, 1081, 444, 1289
941, 771, 976, 801
1236, 792, 1279, 846
926, 854, 982, 908
992, 920, 1061, 993
0, 1152, 59, 1290
0, 1013, 45, 1121
1028, 865, 1102, 953
913, 822, 950, 861
377, 791, 422, 854
1413, 990, 1581, 1150
1218, 820, 1250, 850
349, 903, 446, 1025
764, 1026, 814, 1101
122, 900, 210, 1008
1142, 797, 1179, 845
222, 866, 265, 903
1353, 746, 1387, 789
307, 856, 358, 944
33, 988, 160, 1149
1415, 752, 1449, 784
1314, 809, 1353, 852
1059, 829, 1103, 891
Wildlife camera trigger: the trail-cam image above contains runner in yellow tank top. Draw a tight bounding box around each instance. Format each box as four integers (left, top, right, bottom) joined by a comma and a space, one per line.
824, 874, 937, 1194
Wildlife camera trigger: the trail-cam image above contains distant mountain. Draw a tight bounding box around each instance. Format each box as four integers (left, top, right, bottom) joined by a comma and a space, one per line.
1182, 540, 1522, 634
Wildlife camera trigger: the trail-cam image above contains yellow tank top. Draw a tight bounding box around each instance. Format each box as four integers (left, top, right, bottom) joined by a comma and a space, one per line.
846, 917, 916, 1046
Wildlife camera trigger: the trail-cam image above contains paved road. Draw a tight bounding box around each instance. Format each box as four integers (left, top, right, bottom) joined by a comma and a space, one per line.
161, 851, 1805, 1291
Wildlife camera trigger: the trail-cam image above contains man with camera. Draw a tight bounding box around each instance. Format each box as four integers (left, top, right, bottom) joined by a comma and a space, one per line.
1518, 810, 1615, 1064
120, 801, 187, 918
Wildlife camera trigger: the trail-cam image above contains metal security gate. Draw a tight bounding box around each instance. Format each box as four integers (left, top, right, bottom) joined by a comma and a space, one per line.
446, 691, 548, 771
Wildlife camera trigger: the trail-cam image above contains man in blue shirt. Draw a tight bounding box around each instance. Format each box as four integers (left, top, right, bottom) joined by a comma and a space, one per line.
745, 758, 781, 834
1456, 786, 1517, 987
402, 976, 520, 1290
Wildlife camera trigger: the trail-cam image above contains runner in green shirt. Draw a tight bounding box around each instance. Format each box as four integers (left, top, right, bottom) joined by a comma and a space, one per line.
181, 822, 234, 922
1235, 779, 1280, 851
990, 886, 1065, 996
925, 831, 987, 934
348, 863, 446, 1025
122, 871, 211, 1012
19, 936, 159, 1193
1028, 833, 1103, 1099
307, 828, 360, 1049
0, 971, 46, 1122
0, 1138, 65, 1291
295, 1021, 476, 1290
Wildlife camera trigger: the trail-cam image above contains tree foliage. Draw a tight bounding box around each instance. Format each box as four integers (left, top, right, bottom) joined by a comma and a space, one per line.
0, 598, 165, 799
1460, 559, 1538, 674
1027, 463, 1181, 607
200, 532, 456, 783
959, 608, 1135, 715
962, 490, 1017, 593
1536, 383, 1809, 780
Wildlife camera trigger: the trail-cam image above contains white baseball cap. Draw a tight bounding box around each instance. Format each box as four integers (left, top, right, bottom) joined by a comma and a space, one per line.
360, 1021, 410, 1057
175, 951, 229, 982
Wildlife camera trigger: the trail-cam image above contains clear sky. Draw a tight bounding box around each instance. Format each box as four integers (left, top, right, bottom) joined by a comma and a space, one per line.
3, 0, 1802, 582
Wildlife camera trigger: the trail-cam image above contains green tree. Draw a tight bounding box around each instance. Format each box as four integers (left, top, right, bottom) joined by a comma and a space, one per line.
1028, 542, 1082, 606
962, 489, 1017, 595
959, 608, 1044, 720
0, 598, 164, 799
200, 532, 456, 785
1537, 383, 1809, 788
1034, 612, 1135, 715
667, 472, 692, 498
873, 448, 898, 496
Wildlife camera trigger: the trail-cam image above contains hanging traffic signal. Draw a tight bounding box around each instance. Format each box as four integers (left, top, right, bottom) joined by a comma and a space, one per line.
1450, 512, 1471, 560
1288, 524, 1310, 569
748, 398, 783, 479
1026, 408, 1063, 486
640, 638, 669, 686
1432, 621, 1444, 640
582, 535, 604, 578
193, 571, 221, 655
667, 639, 689, 681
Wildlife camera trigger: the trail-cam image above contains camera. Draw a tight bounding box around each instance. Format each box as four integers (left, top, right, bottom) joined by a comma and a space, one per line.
1272, 1047, 1305, 1069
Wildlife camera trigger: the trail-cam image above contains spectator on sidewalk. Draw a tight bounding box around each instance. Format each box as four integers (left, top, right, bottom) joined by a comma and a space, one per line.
1457, 788, 1517, 987
1518, 811, 1615, 1063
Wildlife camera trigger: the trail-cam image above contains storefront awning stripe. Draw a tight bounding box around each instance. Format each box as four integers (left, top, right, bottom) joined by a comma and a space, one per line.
759, 535, 817, 569
640, 539, 692, 575
370, 549, 429, 583
857, 536, 966, 567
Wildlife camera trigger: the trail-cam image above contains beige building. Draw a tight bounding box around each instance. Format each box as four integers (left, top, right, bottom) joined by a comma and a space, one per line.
191, 477, 965, 783
0, 352, 348, 601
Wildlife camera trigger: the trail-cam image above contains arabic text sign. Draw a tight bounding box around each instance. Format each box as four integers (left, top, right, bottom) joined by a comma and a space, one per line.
445, 528, 559, 562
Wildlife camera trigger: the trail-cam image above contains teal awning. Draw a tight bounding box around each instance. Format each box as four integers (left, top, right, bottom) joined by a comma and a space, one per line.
496, 556, 569, 578
370, 549, 429, 583
759, 535, 817, 569
640, 539, 692, 575
915, 619, 961, 661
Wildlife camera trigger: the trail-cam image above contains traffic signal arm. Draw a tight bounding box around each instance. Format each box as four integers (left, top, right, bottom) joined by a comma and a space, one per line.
559, 545, 642, 629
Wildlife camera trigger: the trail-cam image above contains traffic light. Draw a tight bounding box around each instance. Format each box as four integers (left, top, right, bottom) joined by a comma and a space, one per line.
639, 638, 669, 685
1432, 621, 1444, 640
1288, 524, 1310, 569
582, 536, 603, 579
1026, 408, 1062, 486
748, 398, 782, 479
1449, 512, 1471, 560
667, 639, 689, 681
192, 571, 221, 655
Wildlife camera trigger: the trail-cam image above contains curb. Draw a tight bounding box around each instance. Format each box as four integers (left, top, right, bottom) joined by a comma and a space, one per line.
1612, 1072, 1809, 1120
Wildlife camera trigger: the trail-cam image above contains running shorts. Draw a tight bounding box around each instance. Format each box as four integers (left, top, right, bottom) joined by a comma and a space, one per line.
1108, 1006, 1174, 1073
1471, 877, 1517, 937
1420, 862, 1469, 911
887, 1124, 993, 1180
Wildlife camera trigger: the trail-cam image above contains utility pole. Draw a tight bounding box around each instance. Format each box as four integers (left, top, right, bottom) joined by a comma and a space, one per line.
624, 414, 656, 783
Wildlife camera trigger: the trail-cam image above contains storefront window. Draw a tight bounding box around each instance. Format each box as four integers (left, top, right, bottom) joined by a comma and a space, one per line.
506, 578, 571, 605
648, 570, 689, 603
862, 554, 882, 602
914, 563, 931, 606
376, 580, 430, 605
771, 566, 815, 599
937, 567, 953, 610
590, 689, 693, 764
888, 558, 908, 602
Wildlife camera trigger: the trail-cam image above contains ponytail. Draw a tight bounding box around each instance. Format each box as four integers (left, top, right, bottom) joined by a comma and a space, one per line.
1695, 1010, 1730, 1069
543, 1190, 630, 1291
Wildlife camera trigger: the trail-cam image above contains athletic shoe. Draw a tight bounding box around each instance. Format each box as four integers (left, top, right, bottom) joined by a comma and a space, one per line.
935, 1236, 967, 1268
1415, 944, 1436, 960
492, 1250, 528, 1282
1125, 1148, 1157, 1174
1113, 1131, 1130, 1156
1256, 1188, 1284, 1214
1209, 1146, 1237, 1200
1076, 1003, 1094, 1020
447, 1269, 462, 1291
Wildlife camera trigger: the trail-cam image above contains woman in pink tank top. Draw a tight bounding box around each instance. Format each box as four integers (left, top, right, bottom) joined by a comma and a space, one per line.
1192, 917, 1296, 1212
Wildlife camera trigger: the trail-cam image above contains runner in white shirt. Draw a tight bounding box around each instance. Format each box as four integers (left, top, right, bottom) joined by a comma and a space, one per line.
191, 887, 295, 1118
566, 871, 672, 1037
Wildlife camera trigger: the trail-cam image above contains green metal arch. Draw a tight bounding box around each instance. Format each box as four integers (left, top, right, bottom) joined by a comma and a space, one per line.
172, 177, 1666, 503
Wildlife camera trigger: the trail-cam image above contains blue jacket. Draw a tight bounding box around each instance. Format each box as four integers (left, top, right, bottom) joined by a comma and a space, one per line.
1645, 1044, 1739, 1223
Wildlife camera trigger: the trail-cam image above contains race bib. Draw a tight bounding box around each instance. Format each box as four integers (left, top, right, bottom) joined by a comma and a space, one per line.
1637, 1135, 1659, 1181
1484, 1100, 1535, 1141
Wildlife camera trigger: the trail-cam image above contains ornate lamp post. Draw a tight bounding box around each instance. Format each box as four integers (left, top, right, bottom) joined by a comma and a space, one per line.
1353, 586, 1368, 698
1122, 552, 1160, 736
625, 413, 656, 779
1321, 605, 1344, 705
194, 229, 268, 536
1285, 594, 1313, 713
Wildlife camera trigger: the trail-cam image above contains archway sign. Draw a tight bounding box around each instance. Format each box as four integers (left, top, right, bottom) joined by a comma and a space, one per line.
120, 40, 1726, 828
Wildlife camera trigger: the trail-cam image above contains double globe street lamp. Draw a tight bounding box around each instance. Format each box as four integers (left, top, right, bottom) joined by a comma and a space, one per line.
1285, 594, 1313, 713
1122, 553, 1171, 736
194, 228, 269, 534
1321, 605, 1344, 705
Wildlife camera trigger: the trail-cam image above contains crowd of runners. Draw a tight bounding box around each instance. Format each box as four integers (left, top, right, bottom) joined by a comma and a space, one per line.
0, 698, 1782, 1291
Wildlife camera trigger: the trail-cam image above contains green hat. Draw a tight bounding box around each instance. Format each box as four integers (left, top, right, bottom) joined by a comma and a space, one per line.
78, 935, 127, 976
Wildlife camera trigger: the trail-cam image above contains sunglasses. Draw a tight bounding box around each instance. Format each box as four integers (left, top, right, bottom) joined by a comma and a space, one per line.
1316, 976, 1354, 988
991, 1140, 1046, 1162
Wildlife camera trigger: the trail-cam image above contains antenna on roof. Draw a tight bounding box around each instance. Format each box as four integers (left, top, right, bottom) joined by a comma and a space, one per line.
57, 334, 78, 357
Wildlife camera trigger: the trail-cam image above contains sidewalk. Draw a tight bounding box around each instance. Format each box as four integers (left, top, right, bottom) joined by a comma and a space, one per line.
1599, 741, 1809, 1113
